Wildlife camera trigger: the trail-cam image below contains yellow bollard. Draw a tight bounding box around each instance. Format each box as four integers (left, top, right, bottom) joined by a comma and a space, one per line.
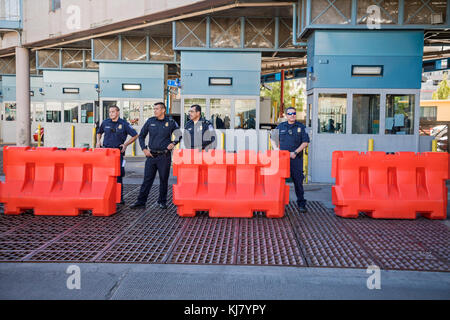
92, 126, 97, 148
37, 124, 42, 147
71, 125, 75, 148
368, 138, 374, 151
132, 141, 136, 157
221, 132, 225, 150
172, 133, 180, 150
432, 139, 438, 152
274, 101, 278, 122
303, 146, 309, 184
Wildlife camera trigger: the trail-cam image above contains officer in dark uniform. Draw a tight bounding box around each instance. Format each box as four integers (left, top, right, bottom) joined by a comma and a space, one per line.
184, 104, 216, 150
272, 106, 310, 213
130, 102, 180, 209
96, 105, 138, 204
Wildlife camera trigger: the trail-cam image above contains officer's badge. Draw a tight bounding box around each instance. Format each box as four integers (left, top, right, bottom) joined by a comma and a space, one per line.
298, 128, 301, 133
199, 126, 202, 130
118, 124, 122, 130
165, 122, 169, 127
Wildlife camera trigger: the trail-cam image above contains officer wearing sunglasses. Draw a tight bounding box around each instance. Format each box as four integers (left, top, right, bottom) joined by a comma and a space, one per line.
272, 106, 310, 213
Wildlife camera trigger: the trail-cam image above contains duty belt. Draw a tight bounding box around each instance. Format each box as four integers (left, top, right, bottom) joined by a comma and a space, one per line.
151, 149, 170, 156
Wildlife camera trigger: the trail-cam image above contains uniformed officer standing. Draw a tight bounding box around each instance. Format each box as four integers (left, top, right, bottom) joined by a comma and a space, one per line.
184, 104, 216, 150
130, 102, 180, 209
96, 105, 138, 204
273, 106, 310, 213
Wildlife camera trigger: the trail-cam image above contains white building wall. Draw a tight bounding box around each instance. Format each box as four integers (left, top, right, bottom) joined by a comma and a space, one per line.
1, 0, 202, 49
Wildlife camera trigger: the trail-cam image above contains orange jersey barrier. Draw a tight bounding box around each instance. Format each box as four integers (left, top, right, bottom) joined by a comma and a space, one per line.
172, 149, 290, 218
332, 151, 449, 219
0, 147, 121, 216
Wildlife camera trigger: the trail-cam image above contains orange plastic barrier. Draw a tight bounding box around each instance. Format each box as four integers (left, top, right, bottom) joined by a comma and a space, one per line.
0, 147, 121, 216
332, 151, 449, 219
172, 149, 290, 218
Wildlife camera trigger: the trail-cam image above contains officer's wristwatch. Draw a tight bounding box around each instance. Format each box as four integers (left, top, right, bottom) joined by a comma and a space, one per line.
294, 151, 299, 156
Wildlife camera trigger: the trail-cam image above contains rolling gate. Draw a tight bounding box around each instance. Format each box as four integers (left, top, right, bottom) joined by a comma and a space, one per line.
0, 168, 448, 272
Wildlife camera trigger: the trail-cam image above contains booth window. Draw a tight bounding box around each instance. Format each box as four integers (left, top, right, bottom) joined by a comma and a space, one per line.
46, 102, 62, 123
123, 101, 140, 125
35, 103, 45, 122
210, 99, 231, 129
184, 98, 206, 124
64, 103, 79, 123
318, 94, 347, 134
102, 101, 118, 122
81, 103, 94, 124
5, 103, 16, 121
352, 94, 380, 134
235, 100, 256, 129
420, 106, 437, 121
385, 94, 414, 135
51, 0, 61, 11
143, 100, 160, 121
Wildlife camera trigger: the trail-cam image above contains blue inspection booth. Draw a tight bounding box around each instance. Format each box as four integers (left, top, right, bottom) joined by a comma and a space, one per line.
98, 62, 167, 155
180, 51, 262, 151
1, 75, 45, 144
305, 30, 424, 182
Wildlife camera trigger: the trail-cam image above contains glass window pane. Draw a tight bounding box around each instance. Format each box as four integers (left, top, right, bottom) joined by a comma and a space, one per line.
352, 94, 380, 134
35, 103, 45, 122
5, 103, 16, 121
210, 99, 231, 129
235, 100, 256, 129
46, 102, 62, 123
357, 0, 398, 24
385, 94, 415, 135
53, 0, 61, 10
318, 94, 347, 134
420, 106, 437, 121
102, 101, 117, 121
81, 103, 94, 123
307, 103, 312, 127
245, 18, 275, 48
64, 103, 79, 123
405, 0, 447, 24
38, 50, 60, 68
150, 37, 174, 61
210, 18, 241, 48
184, 98, 206, 124
122, 36, 147, 61
311, 0, 352, 25
176, 18, 207, 47
122, 101, 140, 125
143, 100, 161, 120
93, 37, 119, 60
62, 50, 83, 69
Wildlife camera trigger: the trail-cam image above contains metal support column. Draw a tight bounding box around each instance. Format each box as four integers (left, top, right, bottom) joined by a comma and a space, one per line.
16, 46, 31, 146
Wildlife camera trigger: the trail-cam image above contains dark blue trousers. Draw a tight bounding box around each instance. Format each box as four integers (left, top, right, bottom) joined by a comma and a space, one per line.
290, 157, 306, 207
118, 153, 125, 202
136, 153, 172, 205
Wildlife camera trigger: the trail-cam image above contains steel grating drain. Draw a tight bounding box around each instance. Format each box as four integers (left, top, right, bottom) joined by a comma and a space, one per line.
0, 251, 35, 261
167, 217, 238, 265
25, 250, 100, 262
0, 184, 448, 272
237, 214, 306, 266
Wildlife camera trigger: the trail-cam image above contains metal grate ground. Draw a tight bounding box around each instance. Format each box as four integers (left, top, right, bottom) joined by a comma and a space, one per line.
0, 185, 448, 272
